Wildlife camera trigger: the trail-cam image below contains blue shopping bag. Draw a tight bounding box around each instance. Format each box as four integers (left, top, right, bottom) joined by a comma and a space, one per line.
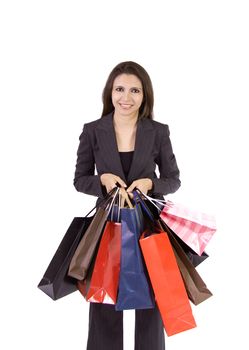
115, 206, 155, 310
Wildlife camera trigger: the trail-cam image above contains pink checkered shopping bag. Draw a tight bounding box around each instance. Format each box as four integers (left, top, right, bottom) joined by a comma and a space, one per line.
160, 201, 216, 256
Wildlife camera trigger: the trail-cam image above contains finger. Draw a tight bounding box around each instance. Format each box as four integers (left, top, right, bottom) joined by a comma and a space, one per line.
136, 186, 147, 195
119, 190, 128, 206
107, 183, 117, 193
119, 187, 126, 197
127, 192, 134, 199
115, 177, 127, 188
120, 189, 133, 208
106, 185, 114, 193
120, 195, 125, 208
126, 182, 136, 193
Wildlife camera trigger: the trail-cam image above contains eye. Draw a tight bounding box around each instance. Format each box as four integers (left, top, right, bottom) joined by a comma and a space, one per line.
115, 87, 124, 92
131, 88, 141, 93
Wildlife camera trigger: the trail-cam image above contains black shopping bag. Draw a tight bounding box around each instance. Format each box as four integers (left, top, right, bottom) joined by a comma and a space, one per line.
38, 216, 93, 300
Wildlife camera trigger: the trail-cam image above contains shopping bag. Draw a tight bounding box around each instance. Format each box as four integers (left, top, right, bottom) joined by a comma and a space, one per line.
115, 207, 155, 311
185, 248, 208, 267
68, 188, 119, 280
140, 231, 196, 336
68, 207, 109, 280
85, 221, 121, 304
168, 228, 209, 267
77, 239, 99, 298
160, 220, 213, 305
133, 190, 209, 266
160, 200, 216, 255
38, 216, 93, 300
78, 191, 121, 301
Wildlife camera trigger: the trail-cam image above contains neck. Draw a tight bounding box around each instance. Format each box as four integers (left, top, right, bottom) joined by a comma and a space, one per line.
113, 112, 138, 130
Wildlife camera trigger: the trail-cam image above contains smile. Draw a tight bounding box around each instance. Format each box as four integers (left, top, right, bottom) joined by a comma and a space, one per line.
119, 103, 133, 109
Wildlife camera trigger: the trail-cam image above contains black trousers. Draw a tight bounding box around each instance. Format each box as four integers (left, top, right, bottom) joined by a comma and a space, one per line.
86, 303, 165, 350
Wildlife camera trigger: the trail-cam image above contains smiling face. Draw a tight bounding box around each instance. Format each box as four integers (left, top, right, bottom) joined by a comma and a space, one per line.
111, 74, 144, 119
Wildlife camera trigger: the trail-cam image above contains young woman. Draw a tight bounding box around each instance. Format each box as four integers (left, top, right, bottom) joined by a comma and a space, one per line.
74, 61, 181, 349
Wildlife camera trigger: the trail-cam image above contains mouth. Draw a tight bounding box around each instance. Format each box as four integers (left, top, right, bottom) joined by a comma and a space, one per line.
119, 103, 133, 109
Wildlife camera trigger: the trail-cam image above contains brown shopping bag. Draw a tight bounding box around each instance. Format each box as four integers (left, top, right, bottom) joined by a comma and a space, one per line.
160, 219, 213, 305
68, 207, 109, 280
68, 188, 119, 280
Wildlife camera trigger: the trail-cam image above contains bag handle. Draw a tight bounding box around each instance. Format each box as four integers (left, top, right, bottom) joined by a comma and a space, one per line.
133, 190, 161, 233
142, 191, 167, 204
105, 187, 120, 217
108, 188, 133, 223
133, 190, 154, 221
135, 188, 164, 212
109, 188, 122, 222
84, 187, 119, 217
120, 189, 133, 209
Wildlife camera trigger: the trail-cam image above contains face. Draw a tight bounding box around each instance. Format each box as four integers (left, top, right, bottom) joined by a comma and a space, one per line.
112, 74, 143, 118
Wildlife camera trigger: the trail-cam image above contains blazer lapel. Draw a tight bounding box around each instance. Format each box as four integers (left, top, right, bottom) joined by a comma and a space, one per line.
127, 118, 155, 183
95, 113, 126, 181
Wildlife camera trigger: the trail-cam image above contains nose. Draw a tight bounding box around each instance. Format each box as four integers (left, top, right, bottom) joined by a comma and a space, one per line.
121, 90, 131, 101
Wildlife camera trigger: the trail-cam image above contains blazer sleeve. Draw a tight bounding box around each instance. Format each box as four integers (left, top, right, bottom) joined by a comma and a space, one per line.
150, 124, 181, 196
73, 124, 104, 197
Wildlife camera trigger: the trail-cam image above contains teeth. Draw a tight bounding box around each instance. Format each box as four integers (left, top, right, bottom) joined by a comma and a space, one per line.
120, 104, 131, 108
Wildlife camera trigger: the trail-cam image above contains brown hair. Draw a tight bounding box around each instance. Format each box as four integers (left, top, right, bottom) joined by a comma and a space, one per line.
101, 61, 154, 119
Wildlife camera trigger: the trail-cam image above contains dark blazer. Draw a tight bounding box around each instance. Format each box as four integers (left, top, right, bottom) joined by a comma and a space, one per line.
74, 112, 180, 200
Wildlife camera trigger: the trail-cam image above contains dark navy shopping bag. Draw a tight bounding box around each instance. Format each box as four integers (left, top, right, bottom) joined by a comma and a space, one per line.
115, 206, 155, 310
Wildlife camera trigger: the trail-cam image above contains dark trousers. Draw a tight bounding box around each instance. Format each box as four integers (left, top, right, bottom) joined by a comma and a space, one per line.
86, 303, 165, 350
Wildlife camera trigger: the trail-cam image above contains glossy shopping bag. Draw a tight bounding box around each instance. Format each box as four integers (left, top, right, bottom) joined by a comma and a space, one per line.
160, 220, 213, 305
160, 200, 216, 255
140, 231, 196, 336
38, 216, 93, 300
115, 207, 155, 311
68, 207, 109, 280
167, 227, 209, 267
77, 241, 99, 298
68, 188, 119, 280
85, 221, 121, 304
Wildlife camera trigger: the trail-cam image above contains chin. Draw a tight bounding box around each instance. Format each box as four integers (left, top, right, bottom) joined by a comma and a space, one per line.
119, 107, 136, 115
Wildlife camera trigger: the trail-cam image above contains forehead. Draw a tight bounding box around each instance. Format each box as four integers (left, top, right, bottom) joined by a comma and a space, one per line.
113, 74, 142, 88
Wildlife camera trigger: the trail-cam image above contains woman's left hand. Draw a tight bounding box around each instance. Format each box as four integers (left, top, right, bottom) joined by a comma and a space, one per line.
126, 178, 153, 197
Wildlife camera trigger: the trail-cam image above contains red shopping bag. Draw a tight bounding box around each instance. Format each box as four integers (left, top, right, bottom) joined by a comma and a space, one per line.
85, 221, 121, 304
140, 231, 196, 336
160, 201, 216, 255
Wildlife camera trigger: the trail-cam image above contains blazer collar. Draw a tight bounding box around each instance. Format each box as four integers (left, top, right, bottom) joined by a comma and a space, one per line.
96, 112, 155, 184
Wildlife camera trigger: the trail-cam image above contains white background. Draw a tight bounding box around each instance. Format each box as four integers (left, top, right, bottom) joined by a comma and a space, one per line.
1, 1, 249, 349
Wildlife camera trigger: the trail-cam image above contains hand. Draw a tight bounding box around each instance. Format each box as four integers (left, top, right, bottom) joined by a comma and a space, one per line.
100, 173, 127, 193
119, 187, 133, 208
126, 178, 153, 198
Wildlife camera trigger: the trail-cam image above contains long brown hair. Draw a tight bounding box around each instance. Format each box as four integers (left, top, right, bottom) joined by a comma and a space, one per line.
101, 61, 154, 119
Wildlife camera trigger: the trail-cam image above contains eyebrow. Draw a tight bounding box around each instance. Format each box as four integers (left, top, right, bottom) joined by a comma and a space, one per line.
113, 85, 143, 91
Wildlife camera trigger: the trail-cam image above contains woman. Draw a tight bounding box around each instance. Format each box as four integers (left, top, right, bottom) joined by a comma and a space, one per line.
74, 61, 181, 350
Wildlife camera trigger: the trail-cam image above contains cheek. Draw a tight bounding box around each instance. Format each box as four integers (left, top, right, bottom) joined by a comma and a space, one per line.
135, 95, 143, 106
112, 92, 120, 104
111, 93, 117, 105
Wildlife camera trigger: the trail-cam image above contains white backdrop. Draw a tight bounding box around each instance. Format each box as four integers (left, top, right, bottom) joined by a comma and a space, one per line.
1, 1, 249, 349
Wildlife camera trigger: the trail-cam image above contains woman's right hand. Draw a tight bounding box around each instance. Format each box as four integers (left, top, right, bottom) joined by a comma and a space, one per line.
100, 173, 127, 193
